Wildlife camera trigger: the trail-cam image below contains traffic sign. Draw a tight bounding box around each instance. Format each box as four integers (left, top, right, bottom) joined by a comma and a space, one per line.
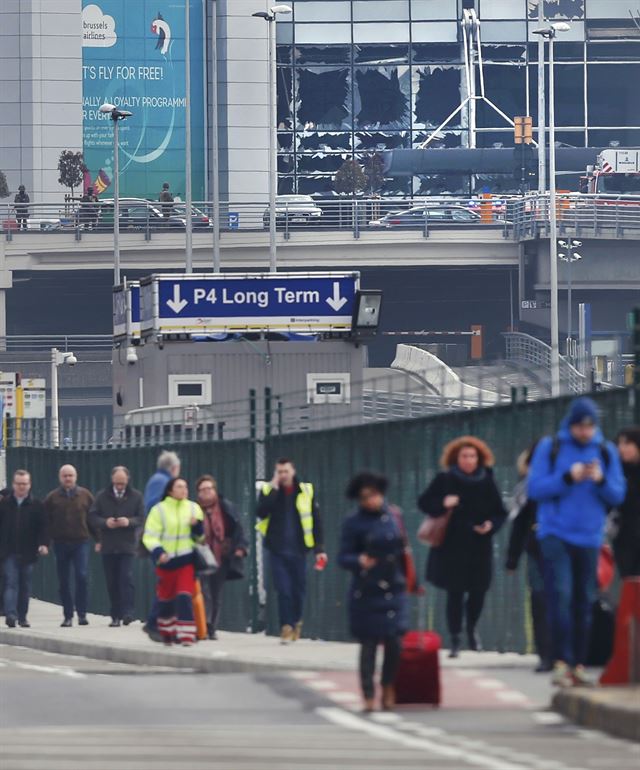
140, 272, 359, 335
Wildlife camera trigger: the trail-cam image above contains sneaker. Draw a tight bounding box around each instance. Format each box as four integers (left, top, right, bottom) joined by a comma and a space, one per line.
78, 616, 89, 626
280, 624, 294, 644
18, 620, 30, 628
571, 665, 593, 687
551, 661, 573, 688
5, 617, 16, 628
108, 619, 121, 628
142, 624, 163, 643
122, 616, 134, 626
291, 621, 303, 642
60, 618, 72, 628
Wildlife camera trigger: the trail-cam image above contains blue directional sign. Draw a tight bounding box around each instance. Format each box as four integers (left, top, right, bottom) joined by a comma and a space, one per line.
141, 272, 359, 335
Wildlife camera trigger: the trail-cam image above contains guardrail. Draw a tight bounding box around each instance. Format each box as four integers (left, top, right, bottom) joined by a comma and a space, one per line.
6, 193, 640, 244
0, 334, 112, 351
0, 196, 512, 242
503, 331, 587, 394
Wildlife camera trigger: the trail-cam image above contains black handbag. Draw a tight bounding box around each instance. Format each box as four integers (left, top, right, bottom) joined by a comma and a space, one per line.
193, 543, 219, 575
226, 552, 246, 581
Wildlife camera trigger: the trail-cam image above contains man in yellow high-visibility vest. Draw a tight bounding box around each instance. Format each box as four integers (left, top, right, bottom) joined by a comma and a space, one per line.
256, 457, 327, 644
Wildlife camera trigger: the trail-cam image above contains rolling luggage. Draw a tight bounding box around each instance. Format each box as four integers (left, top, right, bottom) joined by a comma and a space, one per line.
192, 579, 208, 641
395, 592, 441, 706
395, 630, 441, 705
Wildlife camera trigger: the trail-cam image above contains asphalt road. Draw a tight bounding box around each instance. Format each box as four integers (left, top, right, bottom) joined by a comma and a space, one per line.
1, 644, 638, 770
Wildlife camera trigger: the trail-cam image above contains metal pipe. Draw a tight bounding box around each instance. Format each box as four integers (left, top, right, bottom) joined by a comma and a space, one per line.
548, 35, 561, 396
537, 1, 547, 193
113, 118, 120, 285
51, 348, 60, 448
211, 0, 221, 272
268, 15, 277, 272
185, 0, 193, 272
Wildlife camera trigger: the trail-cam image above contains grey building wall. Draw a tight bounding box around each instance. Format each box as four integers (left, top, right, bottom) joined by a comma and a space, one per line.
0, 0, 83, 203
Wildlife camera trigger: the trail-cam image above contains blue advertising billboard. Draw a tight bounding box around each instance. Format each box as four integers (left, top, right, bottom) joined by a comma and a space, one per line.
82, 1, 205, 201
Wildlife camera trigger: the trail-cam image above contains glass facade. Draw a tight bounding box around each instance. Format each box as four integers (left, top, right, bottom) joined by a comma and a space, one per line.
276, 0, 640, 195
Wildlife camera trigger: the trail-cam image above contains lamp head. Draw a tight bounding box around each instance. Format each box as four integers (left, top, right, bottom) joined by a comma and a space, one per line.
270, 4, 292, 14
99, 103, 116, 113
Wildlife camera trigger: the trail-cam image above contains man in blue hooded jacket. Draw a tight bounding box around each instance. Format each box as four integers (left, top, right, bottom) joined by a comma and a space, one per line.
528, 397, 625, 687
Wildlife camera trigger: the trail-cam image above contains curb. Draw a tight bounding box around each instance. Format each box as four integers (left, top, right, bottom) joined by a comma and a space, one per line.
553, 687, 640, 743
0, 628, 285, 674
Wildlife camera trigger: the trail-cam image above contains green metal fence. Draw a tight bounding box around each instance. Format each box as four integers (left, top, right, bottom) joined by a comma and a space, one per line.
9, 388, 635, 649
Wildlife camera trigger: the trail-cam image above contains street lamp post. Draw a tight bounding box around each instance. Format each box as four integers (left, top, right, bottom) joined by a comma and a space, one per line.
558, 239, 583, 358
99, 104, 133, 286
532, 21, 570, 397
50, 347, 78, 448
252, 5, 292, 273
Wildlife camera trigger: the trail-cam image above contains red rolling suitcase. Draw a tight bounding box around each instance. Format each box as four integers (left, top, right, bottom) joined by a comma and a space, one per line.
395, 630, 441, 705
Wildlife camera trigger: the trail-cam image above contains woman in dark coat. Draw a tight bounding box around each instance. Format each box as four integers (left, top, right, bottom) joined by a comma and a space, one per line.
614, 427, 640, 578
418, 436, 507, 658
338, 472, 409, 713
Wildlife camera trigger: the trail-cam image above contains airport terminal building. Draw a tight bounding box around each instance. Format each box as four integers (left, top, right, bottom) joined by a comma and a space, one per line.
2, 0, 640, 203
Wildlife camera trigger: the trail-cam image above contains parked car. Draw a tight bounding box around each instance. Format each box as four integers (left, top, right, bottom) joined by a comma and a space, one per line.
262, 195, 323, 229
369, 205, 483, 229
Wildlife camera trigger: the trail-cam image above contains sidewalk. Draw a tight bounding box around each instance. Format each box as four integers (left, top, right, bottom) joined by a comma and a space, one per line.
553, 686, 640, 743
0, 600, 537, 674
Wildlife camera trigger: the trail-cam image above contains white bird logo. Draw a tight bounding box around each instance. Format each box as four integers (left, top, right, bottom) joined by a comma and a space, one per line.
151, 11, 171, 56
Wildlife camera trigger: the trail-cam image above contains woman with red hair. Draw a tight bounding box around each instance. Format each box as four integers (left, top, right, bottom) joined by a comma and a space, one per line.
418, 436, 507, 658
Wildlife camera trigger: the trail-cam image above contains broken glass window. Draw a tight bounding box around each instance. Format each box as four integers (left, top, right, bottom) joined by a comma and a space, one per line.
354, 67, 411, 129
481, 44, 527, 62
477, 64, 527, 128
296, 67, 351, 130
412, 43, 462, 64
277, 67, 294, 129
413, 66, 463, 129
587, 63, 640, 127
298, 153, 350, 174
354, 44, 410, 65
278, 132, 294, 151
355, 132, 409, 150
299, 132, 352, 152
412, 131, 462, 148
527, 0, 584, 19
295, 45, 351, 65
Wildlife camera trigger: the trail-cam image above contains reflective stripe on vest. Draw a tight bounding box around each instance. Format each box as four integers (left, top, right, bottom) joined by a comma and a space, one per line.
256, 482, 315, 549
143, 500, 197, 560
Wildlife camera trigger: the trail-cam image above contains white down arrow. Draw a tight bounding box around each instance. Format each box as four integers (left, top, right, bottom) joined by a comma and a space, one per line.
326, 281, 348, 312
166, 285, 188, 314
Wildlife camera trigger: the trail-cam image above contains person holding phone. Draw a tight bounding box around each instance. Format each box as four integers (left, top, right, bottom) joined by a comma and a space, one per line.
528, 397, 626, 688
418, 436, 507, 658
89, 466, 144, 627
256, 458, 327, 644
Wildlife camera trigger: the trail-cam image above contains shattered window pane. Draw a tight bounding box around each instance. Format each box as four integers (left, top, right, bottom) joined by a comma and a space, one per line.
481, 44, 527, 62
355, 44, 410, 65
356, 132, 410, 150
354, 67, 411, 129
298, 153, 350, 174
278, 132, 294, 151
277, 67, 294, 129
412, 43, 462, 63
476, 65, 527, 128
588, 64, 640, 127
299, 132, 352, 152
412, 131, 462, 148
413, 66, 463, 129
278, 176, 295, 195
296, 67, 352, 130
589, 129, 640, 147
527, 0, 584, 20
295, 45, 351, 65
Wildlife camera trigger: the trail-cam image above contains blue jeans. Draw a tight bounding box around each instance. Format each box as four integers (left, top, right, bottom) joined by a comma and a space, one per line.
3, 556, 33, 622
540, 535, 598, 667
54, 541, 90, 620
102, 553, 135, 621
269, 551, 307, 628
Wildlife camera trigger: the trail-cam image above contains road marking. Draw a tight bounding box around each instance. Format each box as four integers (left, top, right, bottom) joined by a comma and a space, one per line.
370, 712, 402, 723
289, 670, 319, 680
307, 679, 338, 691
0, 658, 86, 679
317, 706, 534, 770
475, 678, 505, 689
532, 711, 565, 725
453, 669, 483, 678
496, 690, 531, 704
327, 691, 361, 704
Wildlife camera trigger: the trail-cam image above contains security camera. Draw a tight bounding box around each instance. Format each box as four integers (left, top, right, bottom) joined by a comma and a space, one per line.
64, 353, 78, 367
126, 346, 138, 365
99, 103, 116, 113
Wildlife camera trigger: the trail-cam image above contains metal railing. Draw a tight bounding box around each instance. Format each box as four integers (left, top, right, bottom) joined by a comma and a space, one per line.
0, 334, 112, 351
1, 196, 512, 242
6, 193, 640, 244
504, 331, 587, 394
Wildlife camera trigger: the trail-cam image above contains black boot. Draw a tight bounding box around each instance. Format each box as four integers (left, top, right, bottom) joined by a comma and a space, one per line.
467, 629, 483, 652
449, 635, 461, 658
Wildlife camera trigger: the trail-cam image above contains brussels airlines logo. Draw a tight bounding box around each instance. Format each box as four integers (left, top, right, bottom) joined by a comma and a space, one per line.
82, 4, 117, 47
151, 12, 172, 56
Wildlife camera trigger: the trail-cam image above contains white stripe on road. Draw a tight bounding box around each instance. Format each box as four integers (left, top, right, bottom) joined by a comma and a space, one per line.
475, 678, 506, 690
532, 712, 566, 725
327, 691, 361, 704
495, 690, 531, 704
317, 707, 533, 770
0, 658, 86, 679
307, 679, 339, 691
